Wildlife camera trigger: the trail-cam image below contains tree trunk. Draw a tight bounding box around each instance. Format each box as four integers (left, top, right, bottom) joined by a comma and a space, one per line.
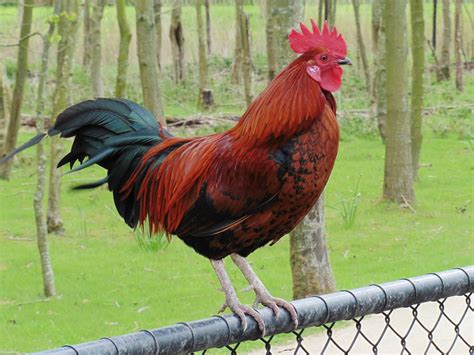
153, 0, 162, 70
90, 0, 105, 97
205, 0, 211, 56
438, 0, 451, 81
265, 0, 277, 82
115, 0, 132, 98
352, 0, 371, 95
318, 0, 324, 26
0, 0, 33, 179
329, 0, 337, 25
454, 0, 463, 91
0, 64, 9, 158
290, 195, 336, 298
170, 1, 185, 84
82, 0, 92, 70
35, 1, 60, 298
272, 0, 300, 70
410, 0, 425, 181
47, 0, 80, 235
239, 9, 252, 106
196, 0, 213, 111
383, 0, 415, 204
373, 0, 386, 142
135, 0, 165, 124
432, 0, 438, 49
231, 0, 243, 84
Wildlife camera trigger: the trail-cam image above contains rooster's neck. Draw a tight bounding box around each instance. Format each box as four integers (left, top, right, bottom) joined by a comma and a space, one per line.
230, 59, 327, 146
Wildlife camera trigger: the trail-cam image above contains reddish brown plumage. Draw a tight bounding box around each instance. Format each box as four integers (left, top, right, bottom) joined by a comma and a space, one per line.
121, 49, 341, 259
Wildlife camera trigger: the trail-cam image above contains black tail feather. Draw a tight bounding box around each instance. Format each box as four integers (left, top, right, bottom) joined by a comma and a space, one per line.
0, 132, 47, 164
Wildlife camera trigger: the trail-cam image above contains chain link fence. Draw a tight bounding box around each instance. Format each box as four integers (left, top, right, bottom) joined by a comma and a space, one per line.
36, 266, 473, 355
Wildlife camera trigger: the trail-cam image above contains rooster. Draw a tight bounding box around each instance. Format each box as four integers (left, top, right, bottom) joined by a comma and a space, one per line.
2, 21, 350, 335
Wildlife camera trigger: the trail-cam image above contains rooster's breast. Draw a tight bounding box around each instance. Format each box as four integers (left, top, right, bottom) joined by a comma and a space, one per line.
178, 105, 339, 259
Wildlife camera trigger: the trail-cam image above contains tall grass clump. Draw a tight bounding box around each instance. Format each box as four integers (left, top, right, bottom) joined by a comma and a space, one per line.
329, 177, 362, 229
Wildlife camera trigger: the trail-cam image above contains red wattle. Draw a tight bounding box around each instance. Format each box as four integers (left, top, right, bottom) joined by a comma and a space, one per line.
320, 67, 343, 92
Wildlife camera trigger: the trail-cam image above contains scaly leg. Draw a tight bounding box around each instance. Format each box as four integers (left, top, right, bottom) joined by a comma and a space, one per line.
230, 253, 298, 328
210, 259, 265, 335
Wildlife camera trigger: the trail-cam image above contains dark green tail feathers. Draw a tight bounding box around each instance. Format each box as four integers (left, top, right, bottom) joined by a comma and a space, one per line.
0, 98, 171, 227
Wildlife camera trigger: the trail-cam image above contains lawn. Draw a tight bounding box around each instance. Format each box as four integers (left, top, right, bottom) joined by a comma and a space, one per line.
1, 128, 473, 352
0, 2, 473, 353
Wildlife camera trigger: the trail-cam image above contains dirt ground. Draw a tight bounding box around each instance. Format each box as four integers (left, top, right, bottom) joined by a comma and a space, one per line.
248, 295, 473, 354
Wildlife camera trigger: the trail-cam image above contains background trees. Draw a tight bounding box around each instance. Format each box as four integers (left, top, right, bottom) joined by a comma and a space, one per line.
89, 0, 106, 97
0, 0, 33, 179
135, 0, 164, 124
170, 1, 185, 84
115, 0, 131, 97
383, 0, 415, 204
47, 0, 80, 235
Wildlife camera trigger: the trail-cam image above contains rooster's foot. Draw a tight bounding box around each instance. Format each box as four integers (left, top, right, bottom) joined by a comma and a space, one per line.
211, 259, 266, 336
231, 253, 299, 329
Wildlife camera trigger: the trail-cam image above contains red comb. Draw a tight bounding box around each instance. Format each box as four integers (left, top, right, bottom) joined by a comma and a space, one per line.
288, 20, 347, 56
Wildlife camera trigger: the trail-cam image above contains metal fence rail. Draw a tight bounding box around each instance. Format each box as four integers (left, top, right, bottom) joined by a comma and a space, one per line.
35, 266, 473, 354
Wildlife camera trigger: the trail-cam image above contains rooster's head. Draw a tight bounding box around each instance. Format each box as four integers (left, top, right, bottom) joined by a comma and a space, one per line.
289, 20, 351, 92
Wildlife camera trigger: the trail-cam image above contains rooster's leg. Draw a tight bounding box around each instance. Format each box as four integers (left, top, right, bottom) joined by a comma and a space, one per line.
210, 259, 265, 335
230, 253, 298, 328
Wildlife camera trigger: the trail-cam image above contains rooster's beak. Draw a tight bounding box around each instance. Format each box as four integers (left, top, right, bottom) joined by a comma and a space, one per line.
337, 57, 352, 65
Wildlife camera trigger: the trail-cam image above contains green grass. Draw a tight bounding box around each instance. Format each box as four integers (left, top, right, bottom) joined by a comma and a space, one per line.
1, 129, 473, 352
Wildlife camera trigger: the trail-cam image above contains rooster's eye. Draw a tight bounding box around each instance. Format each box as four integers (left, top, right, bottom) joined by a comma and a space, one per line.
320, 54, 329, 62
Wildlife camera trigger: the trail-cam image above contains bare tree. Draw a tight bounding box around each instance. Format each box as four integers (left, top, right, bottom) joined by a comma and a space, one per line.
372, 0, 386, 141
410, 0, 425, 180
318, 0, 324, 26
0, 64, 9, 158
231, 0, 243, 84
0, 0, 33, 179
115, 0, 132, 98
454, 0, 463, 91
135, 0, 165, 124
83, 0, 92, 70
154, 0, 162, 70
48, 0, 80, 235
265, 0, 277, 82
432, 0, 438, 49
239, 7, 252, 106
272, 0, 302, 69
170, 1, 185, 84
383, 0, 415, 204
329, 0, 337, 25
35, 1, 61, 298
438, 0, 451, 80
196, 0, 213, 110
205, 0, 212, 55
90, 0, 106, 97
352, 0, 371, 95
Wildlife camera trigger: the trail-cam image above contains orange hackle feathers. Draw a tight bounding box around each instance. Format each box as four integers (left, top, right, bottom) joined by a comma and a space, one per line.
230, 55, 327, 146
289, 20, 347, 57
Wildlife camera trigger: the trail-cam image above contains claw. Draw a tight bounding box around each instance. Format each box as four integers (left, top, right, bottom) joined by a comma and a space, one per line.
232, 304, 265, 334
218, 303, 228, 313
